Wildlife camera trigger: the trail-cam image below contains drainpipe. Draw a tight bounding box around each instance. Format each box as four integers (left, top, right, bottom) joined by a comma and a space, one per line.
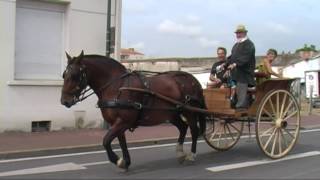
103, 0, 112, 130
106, 0, 112, 57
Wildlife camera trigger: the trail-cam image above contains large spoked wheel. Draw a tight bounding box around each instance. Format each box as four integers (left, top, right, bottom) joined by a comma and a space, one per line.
204, 115, 244, 151
256, 89, 300, 159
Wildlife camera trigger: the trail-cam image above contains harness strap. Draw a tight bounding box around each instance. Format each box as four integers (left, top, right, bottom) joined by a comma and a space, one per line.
77, 72, 133, 102
119, 87, 212, 114
97, 100, 142, 110
97, 100, 179, 111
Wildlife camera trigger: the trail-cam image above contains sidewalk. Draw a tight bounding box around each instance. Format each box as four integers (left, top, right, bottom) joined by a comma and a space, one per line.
0, 115, 319, 159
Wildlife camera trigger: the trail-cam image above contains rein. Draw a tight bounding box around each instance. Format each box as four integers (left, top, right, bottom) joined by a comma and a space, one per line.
76, 70, 163, 102
76, 71, 132, 103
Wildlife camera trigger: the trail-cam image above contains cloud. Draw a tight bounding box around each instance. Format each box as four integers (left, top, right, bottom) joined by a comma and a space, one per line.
197, 37, 220, 48
186, 14, 201, 23
124, 0, 156, 14
266, 22, 293, 34
157, 18, 220, 49
157, 19, 202, 37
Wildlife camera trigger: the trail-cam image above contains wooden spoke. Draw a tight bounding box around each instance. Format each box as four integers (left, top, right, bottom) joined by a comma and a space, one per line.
229, 123, 242, 134
280, 92, 288, 119
278, 129, 282, 155
283, 110, 298, 122
281, 100, 293, 119
261, 126, 276, 137
263, 128, 277, 150
271, 129, 279, 156
268, 98, 276, 116
210, 124, 222, 141
226, 124, 235, 141
263, 108, 274, 120
283, 128, 295, 139
217, 130, 222, 147
223, 124, 228, 144
276, 92, 280, 118
279, 128, 288, 148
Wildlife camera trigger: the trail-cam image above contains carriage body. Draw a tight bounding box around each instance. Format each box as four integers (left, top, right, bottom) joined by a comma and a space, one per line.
203, 78, 301, 159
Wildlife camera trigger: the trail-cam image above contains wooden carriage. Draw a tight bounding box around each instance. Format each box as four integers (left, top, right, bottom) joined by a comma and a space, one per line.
203, 78, 301, 159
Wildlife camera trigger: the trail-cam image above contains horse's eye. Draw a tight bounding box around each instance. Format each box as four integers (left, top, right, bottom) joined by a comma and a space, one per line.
71, 73, 80, 81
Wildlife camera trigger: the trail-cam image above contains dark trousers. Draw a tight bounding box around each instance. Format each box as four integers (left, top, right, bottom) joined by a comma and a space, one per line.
236, 82, 248, 108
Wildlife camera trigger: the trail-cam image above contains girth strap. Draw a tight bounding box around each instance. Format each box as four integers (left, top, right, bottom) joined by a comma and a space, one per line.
97, 100, 142, 110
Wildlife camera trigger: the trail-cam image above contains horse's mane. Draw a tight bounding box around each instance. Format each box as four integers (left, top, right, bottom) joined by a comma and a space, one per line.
83, 55, 127, 71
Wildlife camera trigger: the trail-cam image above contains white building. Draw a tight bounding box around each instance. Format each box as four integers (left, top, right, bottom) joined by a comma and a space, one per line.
120, 48, 144, 60
0, 0, 122, 132
282, 55, 320, 83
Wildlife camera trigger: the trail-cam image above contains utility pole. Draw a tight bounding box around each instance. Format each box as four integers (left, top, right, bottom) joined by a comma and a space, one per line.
106, 0, 112, 58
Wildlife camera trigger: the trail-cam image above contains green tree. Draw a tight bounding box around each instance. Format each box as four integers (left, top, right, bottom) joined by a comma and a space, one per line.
296, 44, 318, 53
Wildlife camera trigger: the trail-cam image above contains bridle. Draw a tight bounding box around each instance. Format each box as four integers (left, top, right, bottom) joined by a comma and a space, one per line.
62, 65, 132, 105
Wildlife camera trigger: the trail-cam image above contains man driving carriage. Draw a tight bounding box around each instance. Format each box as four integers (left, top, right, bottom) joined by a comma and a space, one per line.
227, 24, 256, 110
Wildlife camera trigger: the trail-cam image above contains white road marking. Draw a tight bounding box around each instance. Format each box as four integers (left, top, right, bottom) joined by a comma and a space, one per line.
206, 151, 320, 172
0, 128, 319, 164
80, 161, 110, 167
0, 141, 199, 164
0, 163, 86, 177
0, 160, 111, 177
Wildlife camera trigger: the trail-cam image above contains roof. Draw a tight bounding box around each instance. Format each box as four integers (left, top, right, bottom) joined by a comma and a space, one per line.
120, 48, 144, 56
280, 52, 320, 68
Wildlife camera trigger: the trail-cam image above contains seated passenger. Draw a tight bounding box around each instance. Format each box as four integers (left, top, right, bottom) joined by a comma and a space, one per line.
207, 47, 228, 89
256, 49, 283, 85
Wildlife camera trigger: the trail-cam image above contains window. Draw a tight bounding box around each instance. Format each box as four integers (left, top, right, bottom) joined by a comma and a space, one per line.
15, 0, 66, 80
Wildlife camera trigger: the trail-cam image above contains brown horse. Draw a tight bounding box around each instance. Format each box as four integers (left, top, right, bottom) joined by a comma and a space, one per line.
60, 51, 207, 170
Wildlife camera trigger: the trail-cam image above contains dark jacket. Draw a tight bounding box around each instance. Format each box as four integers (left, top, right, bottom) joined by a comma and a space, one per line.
229, 38, 256, 86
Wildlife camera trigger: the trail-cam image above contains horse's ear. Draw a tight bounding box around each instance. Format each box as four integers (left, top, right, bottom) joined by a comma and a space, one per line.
77, 50, 84, 64
79, 50, 84, 59
66, 52, 72, 64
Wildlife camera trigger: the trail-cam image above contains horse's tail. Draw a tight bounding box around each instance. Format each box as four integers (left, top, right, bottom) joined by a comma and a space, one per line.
198, 93, 207, 136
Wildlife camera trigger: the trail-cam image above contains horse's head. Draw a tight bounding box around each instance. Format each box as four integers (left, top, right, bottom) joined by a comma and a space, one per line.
61, 50, 88, 108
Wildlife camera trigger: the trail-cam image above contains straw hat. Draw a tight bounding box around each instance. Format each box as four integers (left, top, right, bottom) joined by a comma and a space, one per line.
235, 24, 248, 33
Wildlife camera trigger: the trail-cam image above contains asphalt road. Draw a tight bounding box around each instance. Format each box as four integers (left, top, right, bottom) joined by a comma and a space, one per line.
1, 129, 320, 179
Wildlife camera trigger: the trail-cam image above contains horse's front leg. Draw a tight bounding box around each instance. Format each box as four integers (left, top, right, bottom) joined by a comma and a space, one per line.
117, 133, 131, 169
102, 121, 127, 170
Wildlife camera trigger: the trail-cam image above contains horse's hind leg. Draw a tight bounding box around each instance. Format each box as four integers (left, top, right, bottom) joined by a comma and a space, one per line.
172, 119, 188, 163
117, 133, 131, 169
185, 119, 199, 163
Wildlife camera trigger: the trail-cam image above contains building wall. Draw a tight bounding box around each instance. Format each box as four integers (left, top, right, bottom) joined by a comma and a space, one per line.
283, 58, 320, 83
0, 0, 122, 132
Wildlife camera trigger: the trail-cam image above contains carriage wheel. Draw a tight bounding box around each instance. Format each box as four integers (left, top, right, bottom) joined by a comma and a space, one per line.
256, 89, 300, 159
204, 115, 244, 151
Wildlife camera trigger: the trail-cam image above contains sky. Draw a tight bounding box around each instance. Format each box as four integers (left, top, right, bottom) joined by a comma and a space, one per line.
121, 0, 320, 58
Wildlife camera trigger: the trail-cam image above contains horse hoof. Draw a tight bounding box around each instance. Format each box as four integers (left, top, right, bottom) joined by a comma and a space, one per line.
176, 152, 187, 164
117, 158, 127, 169
184, 153, 196, 163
